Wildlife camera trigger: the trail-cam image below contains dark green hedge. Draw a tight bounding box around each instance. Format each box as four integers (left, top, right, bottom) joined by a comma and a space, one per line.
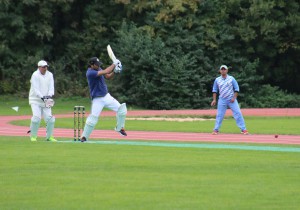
0, 0, 299, 109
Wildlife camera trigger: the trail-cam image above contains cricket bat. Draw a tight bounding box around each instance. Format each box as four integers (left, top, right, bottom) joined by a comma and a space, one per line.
107, 44, 117, 62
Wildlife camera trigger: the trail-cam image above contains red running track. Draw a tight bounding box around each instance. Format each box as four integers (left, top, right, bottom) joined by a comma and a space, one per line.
1, 108, 300, 145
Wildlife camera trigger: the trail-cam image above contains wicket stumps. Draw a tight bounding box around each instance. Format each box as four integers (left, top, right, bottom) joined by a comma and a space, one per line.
74, 106, 85, 141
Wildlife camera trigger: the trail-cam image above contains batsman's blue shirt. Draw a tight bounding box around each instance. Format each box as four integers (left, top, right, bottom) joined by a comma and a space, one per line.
86, 68, 108, 99
212, 75, 239, 99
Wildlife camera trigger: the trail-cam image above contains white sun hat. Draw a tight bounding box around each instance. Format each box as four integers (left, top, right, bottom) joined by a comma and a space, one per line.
37, 60, 49, 67
219, 65, 228, 70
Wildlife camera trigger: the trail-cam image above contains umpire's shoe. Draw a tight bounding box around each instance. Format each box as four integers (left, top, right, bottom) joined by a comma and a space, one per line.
47, 136, 57, 142
115, 127, 127, 136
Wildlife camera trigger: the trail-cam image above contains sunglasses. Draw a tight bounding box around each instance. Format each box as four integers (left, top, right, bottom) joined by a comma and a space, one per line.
40, 66, 48, 68
220, 68, 227, 70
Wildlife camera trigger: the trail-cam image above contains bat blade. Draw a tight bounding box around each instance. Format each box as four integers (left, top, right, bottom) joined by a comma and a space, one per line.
107, 44, 117, 62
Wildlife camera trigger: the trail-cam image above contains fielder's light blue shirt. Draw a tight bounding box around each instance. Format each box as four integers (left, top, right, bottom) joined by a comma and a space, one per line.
86, 68, 108, 99
212, 75, 239, 99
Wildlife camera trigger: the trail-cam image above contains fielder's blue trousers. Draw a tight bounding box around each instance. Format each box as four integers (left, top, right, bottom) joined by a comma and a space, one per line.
214, 98, 247, 132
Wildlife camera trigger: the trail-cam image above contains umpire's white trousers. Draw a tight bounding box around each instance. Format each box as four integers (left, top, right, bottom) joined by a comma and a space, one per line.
31, 103, 53, 120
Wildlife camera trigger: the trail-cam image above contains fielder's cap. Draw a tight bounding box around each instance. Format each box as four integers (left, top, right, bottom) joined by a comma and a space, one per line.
219, 65, 228, 70
89, 57, 102, 66
37, 60, 49, 67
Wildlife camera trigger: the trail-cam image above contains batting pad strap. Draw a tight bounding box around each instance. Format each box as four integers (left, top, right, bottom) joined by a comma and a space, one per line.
30, 116, 41, 137
45, 116, 55, 139
81, 115, 98, 140
116, 103, 127, 131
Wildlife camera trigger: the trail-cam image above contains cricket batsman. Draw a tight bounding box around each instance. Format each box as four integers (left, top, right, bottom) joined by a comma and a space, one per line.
80, 57, 127, 142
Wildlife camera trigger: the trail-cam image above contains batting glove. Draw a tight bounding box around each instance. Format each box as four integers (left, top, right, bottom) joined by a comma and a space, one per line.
113, 59, 121, 66
114, 62, 123, 74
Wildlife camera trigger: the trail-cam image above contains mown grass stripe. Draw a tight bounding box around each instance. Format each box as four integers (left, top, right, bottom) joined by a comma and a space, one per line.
58, 140, 300, 153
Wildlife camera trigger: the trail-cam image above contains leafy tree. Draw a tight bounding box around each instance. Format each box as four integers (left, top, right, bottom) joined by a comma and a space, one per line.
228, 0, 300, 93
111, 22, 210, 109
0, 0, 299, 109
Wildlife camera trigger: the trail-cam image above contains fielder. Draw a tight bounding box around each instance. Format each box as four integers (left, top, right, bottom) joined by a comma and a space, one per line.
80, 57, 127, 142
28, 60, 56, 142
211, 65, 248, 135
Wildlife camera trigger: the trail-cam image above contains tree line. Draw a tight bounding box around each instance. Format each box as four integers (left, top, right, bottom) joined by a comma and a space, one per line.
0, 0, 299, 109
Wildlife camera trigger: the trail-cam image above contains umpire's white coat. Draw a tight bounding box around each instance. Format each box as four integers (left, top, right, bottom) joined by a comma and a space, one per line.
29, 69, 54, 107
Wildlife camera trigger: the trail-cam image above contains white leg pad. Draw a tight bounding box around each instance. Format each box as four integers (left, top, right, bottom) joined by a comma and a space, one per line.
45, 116, 55, 139
116, 103, 127, 131
81, 115, 98, 140
30, 116, 41, 138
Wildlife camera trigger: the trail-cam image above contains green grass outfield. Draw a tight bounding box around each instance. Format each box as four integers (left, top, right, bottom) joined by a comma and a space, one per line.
1, 96, 300, 209
1, 137, 300, 210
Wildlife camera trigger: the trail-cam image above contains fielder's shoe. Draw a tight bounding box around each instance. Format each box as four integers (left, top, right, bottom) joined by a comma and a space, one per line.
115, 127, 127, 136
212, 130, 219, 135
241, 130, 249, 135
30, 137, 37, 142
47, 136, 57, 142
80, 136, 87, 142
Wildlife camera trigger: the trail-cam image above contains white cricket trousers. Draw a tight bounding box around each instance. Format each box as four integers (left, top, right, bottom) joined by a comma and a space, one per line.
91, 93, 121, 116
31, 103, 53, 120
